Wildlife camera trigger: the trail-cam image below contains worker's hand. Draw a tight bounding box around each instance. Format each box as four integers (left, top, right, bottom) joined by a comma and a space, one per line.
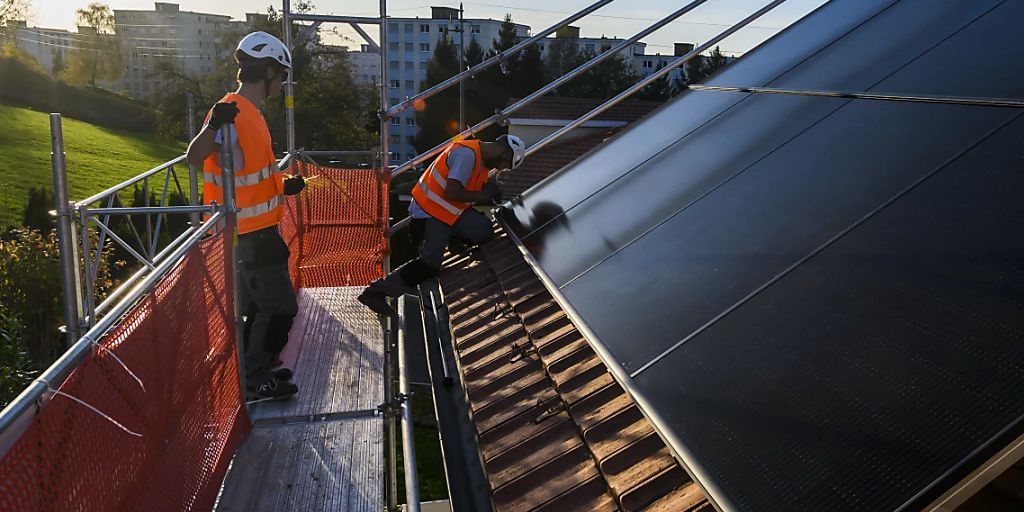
208, 102, 239, 129
283, 175, 306, 195
482, 181, 503, 204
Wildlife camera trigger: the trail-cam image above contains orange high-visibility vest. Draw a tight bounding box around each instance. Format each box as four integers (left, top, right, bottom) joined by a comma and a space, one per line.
202, 93, 283, 234
411, 140, 490, 225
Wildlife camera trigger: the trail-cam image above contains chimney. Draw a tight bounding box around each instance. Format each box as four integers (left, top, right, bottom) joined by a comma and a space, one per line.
674, 42, 695, 56
154, 3, 179, 13
555, 25, 580, 39
431, 6, 459, 20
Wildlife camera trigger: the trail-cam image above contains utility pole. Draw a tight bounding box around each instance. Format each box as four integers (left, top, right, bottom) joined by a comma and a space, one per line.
458, 4, 465, 131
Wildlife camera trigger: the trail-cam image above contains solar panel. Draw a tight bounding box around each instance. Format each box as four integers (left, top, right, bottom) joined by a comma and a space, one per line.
496, 0, 1024, 509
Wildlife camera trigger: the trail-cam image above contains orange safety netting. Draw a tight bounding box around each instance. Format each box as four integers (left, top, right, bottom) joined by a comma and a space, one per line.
0, 162, 389, 512
279, 162, 389, 288
0, 230, 248, 512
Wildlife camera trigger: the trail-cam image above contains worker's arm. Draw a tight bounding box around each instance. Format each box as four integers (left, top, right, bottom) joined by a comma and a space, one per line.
185, 128, 218, 166
186, 102, 239, 166
445, 179, 499, 204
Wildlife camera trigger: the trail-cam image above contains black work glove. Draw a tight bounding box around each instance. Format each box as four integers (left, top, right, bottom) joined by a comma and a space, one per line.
207, 101, 239, 129
482, 181, 503, 204
283, 175, 306, 195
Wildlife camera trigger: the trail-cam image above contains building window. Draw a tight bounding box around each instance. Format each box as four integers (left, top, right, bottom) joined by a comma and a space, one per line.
405, 43, 413, 52
406, 117, 416, 126
388, 23, 398, 32
585, 43, 595, 52
643, 60, 653, 68
391, 117, 401, 125
405, 80, 414, 89
438, 25, 446, 33
419, 62, 427, 70
538, 44, 544, 52
405, 61, 413, 70
389, 42, 399, 51
419, 43, 430, 52
389, 61, 399, 70
471, 25, 480, 34
389, 79, 400, 88
406, 136, 416, 144
404, 23, 413, 33
420, 24, 430, 32
390, 135, 401, 144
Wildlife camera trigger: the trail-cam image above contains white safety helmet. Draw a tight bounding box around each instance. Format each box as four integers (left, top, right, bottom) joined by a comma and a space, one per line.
236, 31, 292, 70
504, 134, 526, 170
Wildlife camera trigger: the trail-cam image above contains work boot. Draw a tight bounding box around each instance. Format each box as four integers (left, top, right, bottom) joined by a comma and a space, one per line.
270, 357, 293, 381
246, 377, 298, 401
358, 288, 397, 317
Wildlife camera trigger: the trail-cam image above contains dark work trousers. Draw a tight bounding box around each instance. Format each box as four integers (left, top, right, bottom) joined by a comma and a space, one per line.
236, 227, 298, 385
370, 208, 494, 297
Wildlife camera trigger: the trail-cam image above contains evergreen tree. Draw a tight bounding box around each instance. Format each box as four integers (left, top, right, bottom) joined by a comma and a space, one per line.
556, 49, 639, 99
21, 187, 53, 232
637, 62, 674, 102
414, 34, 460, 153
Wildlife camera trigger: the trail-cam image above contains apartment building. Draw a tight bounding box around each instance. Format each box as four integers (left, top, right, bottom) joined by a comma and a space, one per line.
112, 2, 264, 102
3, 20, 73, 75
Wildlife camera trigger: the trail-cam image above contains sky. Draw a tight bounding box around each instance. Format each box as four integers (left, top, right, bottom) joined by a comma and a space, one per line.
26, 0, 828, 56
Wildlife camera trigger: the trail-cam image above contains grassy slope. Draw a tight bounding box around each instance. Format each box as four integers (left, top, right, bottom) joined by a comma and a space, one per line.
0, 104, 186, 228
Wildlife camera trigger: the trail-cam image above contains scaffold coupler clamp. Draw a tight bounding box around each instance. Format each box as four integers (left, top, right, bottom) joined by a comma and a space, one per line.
377, 392, 410, 418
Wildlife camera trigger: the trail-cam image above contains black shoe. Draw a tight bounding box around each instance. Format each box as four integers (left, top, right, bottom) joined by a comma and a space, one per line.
272, 367, 294, 381
358, 289, 397, 317
246, 377, 298, 401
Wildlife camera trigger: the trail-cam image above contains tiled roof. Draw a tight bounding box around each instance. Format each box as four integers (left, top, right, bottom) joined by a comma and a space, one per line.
437, 226, 710, 511
500, 130, 617, 198
508, 97, 663, 123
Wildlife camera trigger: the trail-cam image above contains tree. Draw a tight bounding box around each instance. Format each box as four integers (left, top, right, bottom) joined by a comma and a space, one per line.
637, 62, 674, 102
0, 0, 28, 26
413, 34, 460, 153
0, 41, 42, 72
680, 46, 729, 87
21, 187, 54, 232
64, 2, 123, 86
543, 36, 579, 84
554, 48, 639, 99
0, 228, 116, 368
51, 50, 66, 77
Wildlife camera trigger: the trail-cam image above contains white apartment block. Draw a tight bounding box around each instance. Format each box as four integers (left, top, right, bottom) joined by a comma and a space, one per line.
113, 2, 264, 102
3, 20, 73, 75
371, 6, 530, 163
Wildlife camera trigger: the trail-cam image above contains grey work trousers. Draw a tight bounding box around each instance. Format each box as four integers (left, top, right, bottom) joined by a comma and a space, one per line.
237, 260, 298, 385
372, 208, 493, 296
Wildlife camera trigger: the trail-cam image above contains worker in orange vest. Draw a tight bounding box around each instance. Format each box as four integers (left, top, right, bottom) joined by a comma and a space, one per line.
359, 135, 527, 316
186, 31, 306, 401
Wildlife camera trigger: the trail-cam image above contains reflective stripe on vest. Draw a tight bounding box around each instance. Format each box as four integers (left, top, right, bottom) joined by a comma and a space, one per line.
204, 163, 276, 188
416, 180, 461, 216
411, 140, 489, 225
239, 194, 281, 219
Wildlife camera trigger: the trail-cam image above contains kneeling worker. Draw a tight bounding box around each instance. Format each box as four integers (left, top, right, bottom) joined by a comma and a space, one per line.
359, 134, 526, 316
186, 31, 307, 401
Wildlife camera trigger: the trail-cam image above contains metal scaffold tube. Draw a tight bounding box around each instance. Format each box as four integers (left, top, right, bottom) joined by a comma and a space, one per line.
219, 123, 245, 407
385, 0, 617, 120
283, 0, 296, 157
49, 114, 85, 347
528, 0, 790, 158
389, 0, 711, 179
397, 295, 422, 512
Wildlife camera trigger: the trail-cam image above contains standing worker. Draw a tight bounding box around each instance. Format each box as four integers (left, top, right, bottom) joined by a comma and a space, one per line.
358, 135, 526, 316
186, 31, 307, 401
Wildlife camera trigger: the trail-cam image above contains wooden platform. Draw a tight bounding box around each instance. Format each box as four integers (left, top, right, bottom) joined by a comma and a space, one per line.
216, 287, 385, 511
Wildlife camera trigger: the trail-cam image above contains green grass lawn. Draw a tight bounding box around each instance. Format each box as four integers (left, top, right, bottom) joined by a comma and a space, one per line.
0, 104, 187, 228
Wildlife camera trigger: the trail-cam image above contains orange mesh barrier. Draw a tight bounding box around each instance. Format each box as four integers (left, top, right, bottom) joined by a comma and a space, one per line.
279, 162, 389, 288
0, 231, 249, 511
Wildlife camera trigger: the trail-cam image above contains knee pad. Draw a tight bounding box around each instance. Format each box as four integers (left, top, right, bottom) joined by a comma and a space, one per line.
399, 259, 439, 287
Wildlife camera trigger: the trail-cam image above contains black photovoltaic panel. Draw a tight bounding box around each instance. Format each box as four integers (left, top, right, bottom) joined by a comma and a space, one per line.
496, 0, 1024, 510
636, 113, 1024, 511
